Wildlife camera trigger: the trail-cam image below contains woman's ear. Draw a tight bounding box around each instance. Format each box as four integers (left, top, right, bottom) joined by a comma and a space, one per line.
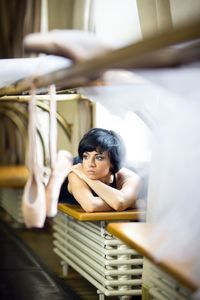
109, 164, 114, 173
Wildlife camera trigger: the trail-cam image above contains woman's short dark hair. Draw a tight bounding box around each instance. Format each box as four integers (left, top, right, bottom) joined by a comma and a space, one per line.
78, 128, 126, 173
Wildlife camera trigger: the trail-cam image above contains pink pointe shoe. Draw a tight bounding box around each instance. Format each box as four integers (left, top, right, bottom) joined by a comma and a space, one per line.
46, 150, 72, 217
22, 165, 46, 228
22, 87, 46, 228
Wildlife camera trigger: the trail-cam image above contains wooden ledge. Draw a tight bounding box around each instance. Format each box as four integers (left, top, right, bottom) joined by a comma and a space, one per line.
0, 165, 29, 188
107, 222, 198, 292
58, 203, 145, 221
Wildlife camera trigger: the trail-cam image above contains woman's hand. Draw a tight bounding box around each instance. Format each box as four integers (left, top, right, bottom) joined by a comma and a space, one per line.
71, 163, 87, 181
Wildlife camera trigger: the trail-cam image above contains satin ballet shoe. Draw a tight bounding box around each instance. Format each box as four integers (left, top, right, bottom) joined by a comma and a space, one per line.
22, 166, 46, 228
46, 150, 73, 218
22, 88, 46, 228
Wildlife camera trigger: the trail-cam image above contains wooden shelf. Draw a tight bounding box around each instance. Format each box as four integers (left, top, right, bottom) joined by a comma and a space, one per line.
107, 222, 198, 292
58, 203, 145, 221
0, 166, 29, 188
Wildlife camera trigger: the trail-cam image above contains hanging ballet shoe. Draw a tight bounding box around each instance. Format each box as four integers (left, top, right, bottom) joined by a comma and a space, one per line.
48, 84, 57, 168
45, 84, 72, 217
22, 164, 46, 228
46, 150, 72, 217
22, 87, 46, 228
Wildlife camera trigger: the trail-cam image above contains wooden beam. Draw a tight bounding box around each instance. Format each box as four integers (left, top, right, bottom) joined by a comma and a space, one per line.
0, 20, 199, 96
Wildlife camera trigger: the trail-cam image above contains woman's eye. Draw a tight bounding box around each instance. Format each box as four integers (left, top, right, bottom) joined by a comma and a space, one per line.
83, 154, 88, 160
96, 155, 104, 161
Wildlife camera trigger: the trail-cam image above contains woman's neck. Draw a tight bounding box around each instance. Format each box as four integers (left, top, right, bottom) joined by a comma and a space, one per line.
100, 173, 114, 185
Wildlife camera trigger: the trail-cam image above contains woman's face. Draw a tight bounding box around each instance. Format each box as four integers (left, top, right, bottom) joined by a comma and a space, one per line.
82, 150, 112, 182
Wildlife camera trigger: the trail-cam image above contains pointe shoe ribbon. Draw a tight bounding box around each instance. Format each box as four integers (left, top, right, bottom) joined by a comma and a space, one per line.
46, 150, 72, 218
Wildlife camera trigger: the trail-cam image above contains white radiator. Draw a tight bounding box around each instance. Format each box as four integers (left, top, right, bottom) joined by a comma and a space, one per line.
53, 211, 143, 298
143, 260, 193, 300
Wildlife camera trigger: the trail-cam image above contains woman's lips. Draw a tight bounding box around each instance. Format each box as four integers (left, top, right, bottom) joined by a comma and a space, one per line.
87, 170, 95, 175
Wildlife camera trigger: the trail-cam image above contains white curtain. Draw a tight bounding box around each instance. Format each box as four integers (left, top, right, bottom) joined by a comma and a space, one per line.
137, 0, 200, 38
47, 0, 94, 31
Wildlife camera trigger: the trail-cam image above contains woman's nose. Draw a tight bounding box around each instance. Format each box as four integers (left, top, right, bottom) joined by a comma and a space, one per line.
88, 157, 96, 167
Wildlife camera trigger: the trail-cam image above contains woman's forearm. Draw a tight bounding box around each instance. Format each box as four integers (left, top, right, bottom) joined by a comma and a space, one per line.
82, 176, 127, 210
68, 171, 113, 212
85, 196, 114, 212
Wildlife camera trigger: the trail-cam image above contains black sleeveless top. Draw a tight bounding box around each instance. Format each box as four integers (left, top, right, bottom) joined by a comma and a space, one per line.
58, 156, 117, 204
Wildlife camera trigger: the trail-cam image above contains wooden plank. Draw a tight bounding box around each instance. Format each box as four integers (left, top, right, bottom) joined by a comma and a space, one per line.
0, 166, 29, 188
107, 222, 198, 291
58, 203, 145, 221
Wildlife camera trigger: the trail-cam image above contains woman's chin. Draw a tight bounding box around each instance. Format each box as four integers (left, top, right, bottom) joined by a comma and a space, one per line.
88, 175, 97, 180
87, 173, 98, 180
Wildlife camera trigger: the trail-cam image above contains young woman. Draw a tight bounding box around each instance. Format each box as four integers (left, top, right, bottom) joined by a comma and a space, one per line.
59, 128, 141, 212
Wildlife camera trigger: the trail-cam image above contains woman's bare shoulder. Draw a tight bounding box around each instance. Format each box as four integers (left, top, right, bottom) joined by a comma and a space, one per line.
117, 167, 140, 179
116, 168, 141, 188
